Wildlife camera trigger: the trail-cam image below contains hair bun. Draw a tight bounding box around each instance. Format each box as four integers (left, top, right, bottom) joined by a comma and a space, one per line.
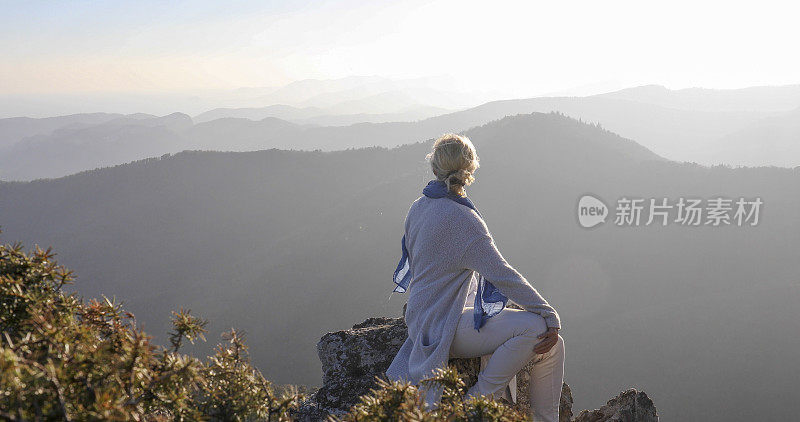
446, 169, 468, 186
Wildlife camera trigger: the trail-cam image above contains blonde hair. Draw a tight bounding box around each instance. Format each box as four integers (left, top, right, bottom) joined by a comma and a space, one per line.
425, 133, 480, 197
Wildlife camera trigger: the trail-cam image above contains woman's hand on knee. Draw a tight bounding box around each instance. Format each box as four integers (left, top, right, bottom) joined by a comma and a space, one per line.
533, 327, 559, 354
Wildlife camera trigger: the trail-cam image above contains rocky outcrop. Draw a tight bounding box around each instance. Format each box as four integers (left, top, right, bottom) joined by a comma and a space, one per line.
294, 316, 658, 421
572, 389, 658, 422
314, 317, 408, 412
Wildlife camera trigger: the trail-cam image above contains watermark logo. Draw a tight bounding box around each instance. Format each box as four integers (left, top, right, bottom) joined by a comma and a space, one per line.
577, 194, 608, 228
578, 194, 763, 228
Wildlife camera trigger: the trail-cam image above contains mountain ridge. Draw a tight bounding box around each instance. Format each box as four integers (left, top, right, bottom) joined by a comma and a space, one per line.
3, 83, 800, 180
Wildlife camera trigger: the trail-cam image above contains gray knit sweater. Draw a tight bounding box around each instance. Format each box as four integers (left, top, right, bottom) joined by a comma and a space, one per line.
385, 194, 561, 406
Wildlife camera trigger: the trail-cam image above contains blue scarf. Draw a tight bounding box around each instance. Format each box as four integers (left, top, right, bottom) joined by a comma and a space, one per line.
392, 179, 508, 331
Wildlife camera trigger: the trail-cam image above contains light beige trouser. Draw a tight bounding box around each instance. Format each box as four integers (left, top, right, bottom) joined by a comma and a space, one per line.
450, 307, 565, 422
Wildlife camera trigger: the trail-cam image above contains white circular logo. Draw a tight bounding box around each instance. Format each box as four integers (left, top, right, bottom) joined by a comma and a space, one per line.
577, 195, 608, 228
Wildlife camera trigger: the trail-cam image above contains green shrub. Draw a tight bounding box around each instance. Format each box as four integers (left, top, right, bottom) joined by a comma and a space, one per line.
333, 367, 526, 422
0, 236, 525, 421
0, 239, 302, 421
329, 366, 529, 422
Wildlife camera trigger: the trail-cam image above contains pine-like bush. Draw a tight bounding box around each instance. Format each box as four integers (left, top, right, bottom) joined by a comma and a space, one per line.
0, 235, 526, 421
0, 238, 302, 421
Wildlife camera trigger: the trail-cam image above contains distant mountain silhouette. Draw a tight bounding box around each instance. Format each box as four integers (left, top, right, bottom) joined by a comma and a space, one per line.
698, 106, 800, 167
0, 113, 193, 180
599, 84, 800, 112
269, 76, 489, 110
289, 106, 452, 126
0, 112, 126, 149
195, 105, 329, 123
1, 112, 797, 421
183, 117, 304, 151
0, 75, 494, 118
4, 83, 800, 179
194, 103, 450, 126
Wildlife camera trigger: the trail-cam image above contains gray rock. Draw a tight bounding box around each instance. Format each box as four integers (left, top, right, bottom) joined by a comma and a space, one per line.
572, 389, 658, 422
315, 317, 408, 412
294, 315, 658, 422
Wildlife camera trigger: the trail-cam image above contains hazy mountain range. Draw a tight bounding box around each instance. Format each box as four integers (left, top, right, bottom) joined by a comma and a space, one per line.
599, 83, 800, 112
0, 75, 494, 119
193, 103, 451, 125
1, 112, 798, 421
2, 83, 799, 181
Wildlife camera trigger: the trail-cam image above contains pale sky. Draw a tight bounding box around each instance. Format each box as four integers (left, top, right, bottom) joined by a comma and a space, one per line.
2, 0, 800, 98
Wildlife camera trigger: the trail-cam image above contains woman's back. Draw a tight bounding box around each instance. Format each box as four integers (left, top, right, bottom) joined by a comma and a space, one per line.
386, 193, 486, 407
402, 195, 481, 346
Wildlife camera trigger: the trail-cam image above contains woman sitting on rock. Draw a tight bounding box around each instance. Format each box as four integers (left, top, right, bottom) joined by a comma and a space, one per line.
386, 133, 565, 422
